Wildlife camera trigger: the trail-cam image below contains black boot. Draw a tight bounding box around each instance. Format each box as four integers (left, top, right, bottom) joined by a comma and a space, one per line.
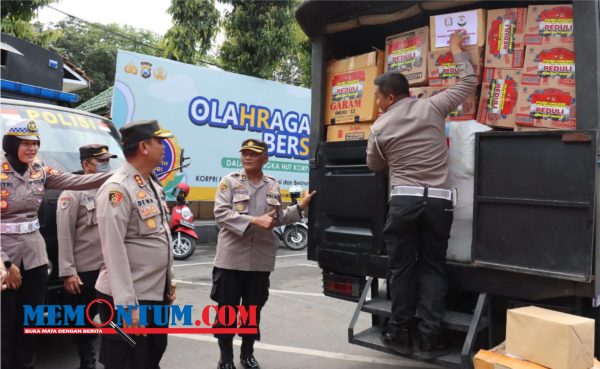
239, 355, 260, 369
239, 337, 259, 369
218, 338, 236, 369
381, 326, 412, 355
414, 334, 450, 360
217, 360, 236, 369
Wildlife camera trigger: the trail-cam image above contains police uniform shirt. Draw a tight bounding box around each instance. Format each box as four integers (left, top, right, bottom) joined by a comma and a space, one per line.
57, 189, 104, 277
366, 51, 478, 189
213, 169, 302, 272
94, 162, 173, 306
0, 155, 112, 270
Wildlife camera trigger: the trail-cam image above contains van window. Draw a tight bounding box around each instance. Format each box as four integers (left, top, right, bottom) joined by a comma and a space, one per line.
1, 102, 124, 172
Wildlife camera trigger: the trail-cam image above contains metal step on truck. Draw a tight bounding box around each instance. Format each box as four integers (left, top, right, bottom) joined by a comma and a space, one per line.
295, 1, 600, 368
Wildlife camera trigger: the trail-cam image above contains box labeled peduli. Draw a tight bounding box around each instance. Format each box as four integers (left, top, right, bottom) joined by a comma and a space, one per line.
506, 306, 594, 369
478, 68, 522, 129
428, 46, 484, 87
515, 86, 576, 130
484, 8, 527, 69
326, 122, 373, 142
521, 44, 576, 88
430, 9, 487, 49
325, 50, 383, 125
524, 4, 574, 45
385, 26, 429, 86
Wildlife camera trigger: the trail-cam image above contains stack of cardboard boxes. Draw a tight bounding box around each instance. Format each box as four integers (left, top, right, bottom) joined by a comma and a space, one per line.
474, 306, 595, 369
325, 4, 576, 142
325, 50, 383, 142
478, 4, 576, 131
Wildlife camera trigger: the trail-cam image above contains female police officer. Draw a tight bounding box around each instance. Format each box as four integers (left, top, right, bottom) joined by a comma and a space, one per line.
1, 120, 112, 369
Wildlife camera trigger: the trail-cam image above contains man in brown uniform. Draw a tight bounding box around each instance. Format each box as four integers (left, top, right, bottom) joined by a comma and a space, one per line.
366, 32, 477, 359
57, 144, 117, 369
94, 120, 175, 369
212, 139, 315, 369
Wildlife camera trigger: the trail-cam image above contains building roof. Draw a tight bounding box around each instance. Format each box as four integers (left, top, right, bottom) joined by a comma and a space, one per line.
77, 86, 113, 113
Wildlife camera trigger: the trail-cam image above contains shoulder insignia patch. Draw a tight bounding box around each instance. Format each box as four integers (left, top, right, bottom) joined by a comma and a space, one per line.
219, 182, 228, 192
45, 166, 59, 175
134, 174, 145, 187
59, 196, 71, 210
109, 190, 124, 207
30, 170, 43, 179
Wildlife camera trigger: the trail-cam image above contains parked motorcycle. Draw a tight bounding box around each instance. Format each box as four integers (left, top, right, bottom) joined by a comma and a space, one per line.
274, 187, 309, 250
170, 182, 198, 260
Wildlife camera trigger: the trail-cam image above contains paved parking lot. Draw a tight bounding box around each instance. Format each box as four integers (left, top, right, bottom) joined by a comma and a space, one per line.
36, 243, 439, 369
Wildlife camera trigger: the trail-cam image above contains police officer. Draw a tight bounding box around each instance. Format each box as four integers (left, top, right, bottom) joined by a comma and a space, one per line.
94, 120, 175, 369
57, 144, 118, 369
366, 32, 477, 359
1, 120, 112, 369
212, 139, 315, 369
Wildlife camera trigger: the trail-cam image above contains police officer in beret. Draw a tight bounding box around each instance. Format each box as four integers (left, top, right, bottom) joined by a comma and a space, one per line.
212, 139, 316, 369
94, 120, 176, 369
57, 144, 118, 369
1, 120, 112, 369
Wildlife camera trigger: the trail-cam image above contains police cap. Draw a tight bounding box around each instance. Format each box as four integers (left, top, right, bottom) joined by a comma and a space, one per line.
79, 144, 117, 161
5, 120, 40, 141
239, 139, 268, 154
119, 120, 173, 147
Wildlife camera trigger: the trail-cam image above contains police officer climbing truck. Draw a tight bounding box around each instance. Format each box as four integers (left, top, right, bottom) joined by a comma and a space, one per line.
297, 0, 600, 368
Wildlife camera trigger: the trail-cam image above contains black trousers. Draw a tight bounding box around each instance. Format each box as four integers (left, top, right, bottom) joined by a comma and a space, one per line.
1, 264, 49, 369
210, 267, 270, 360
62, 270, 100, 359
384, 195, 453, 338
96, 291, 168, 369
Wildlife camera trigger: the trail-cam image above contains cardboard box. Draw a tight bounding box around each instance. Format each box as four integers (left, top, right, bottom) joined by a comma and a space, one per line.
385, 26, 429, 86
515, 86, 576, 130
430, 9, 487, 49
524, 4, 574, 45
506, 306, 594, 369
474, 348, 548, 369
326, 122, 373, 142
484, 8, 527, 69
478, 68, 523, 129
428, 46, 484, 87
325, 50, 384, 125
430, 87, 480, 121
522, 44, 576, 88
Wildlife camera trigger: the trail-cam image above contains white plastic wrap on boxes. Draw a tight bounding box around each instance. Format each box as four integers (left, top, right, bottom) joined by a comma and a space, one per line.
446, 120, 491, 262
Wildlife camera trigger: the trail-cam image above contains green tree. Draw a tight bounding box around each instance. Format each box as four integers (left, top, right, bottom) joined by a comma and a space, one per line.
273, 21, 311, 87
48, 19, 162, 101
161, 0, 220, 64
219, 0, 296, 81
1, 0, 61, 47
